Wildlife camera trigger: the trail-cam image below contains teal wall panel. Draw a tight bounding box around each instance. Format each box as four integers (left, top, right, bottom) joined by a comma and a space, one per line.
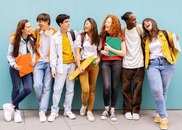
0, 0, 182, 109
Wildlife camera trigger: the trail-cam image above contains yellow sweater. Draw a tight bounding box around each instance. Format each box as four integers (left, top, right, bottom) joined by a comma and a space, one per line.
145, 31, 178, 68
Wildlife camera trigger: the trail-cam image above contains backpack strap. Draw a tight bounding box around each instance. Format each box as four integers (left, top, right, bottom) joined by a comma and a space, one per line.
162, 30, 170, 46
136, 25, 142, 38
69, 29, 76, 41
122, 25, 142, 38
121, 27, 126, 36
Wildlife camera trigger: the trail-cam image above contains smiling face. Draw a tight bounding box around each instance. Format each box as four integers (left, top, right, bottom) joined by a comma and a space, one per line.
127, 14, 137, 28
105, 17, 112, 32
84, 20, 92, 33
143, 20, 153, 31
37, 20, 49, 30
60, 18, 70, 31
22, 22, 32, 36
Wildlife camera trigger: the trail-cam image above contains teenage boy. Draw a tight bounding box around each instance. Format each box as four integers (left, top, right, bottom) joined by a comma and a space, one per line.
48, 14, 78, 122
33, 13, 57, 123
121, 12, 145, 120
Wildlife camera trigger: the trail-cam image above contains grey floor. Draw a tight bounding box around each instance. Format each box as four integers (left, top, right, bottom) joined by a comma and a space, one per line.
0, 110, 181, 130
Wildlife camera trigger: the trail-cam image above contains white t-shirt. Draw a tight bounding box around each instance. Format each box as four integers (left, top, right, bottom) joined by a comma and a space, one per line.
123, 26, 144, 68
149, 38, 164, 59
39, 31, 52, 62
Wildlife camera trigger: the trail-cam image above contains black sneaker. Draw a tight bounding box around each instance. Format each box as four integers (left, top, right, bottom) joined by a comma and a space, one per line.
110, 111, 117, 122
100, 110, 109, 120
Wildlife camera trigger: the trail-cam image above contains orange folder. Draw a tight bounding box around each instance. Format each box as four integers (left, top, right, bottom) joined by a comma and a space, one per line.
15, 53, 34, 77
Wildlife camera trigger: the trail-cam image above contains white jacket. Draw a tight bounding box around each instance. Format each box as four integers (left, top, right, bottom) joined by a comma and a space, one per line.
50, 30, 78, 74
7, 37, 35, 67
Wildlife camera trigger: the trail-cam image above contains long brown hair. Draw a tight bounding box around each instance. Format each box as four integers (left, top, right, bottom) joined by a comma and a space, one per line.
12, 19, 35, 57
81, 18, 100, 47
142, 18, 159, 43
100, 14, 122, 39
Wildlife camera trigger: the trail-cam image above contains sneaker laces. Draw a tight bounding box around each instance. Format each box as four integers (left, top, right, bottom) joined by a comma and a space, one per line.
161, 118, 168, 123
87, 112, 93, 117
110, 111, 116, 118
102, 110, 109, 116
39, 112, 46, 118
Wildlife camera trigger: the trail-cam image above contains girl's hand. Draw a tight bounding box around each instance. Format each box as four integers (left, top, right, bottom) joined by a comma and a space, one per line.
95, 58, 100, 66
30, 61, 35, 67
10, 35, 15, 44
13, 64, 22, 70
104, 43, 111, 51
78, 66, 85, 74
101, 50, 109, 56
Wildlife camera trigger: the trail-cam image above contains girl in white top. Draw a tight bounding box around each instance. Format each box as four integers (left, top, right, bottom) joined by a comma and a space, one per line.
4, 19, 35, 123
74, 18, 100, 122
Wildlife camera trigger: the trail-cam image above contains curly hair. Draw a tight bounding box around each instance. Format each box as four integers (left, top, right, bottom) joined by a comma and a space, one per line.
100, 14, 122, 39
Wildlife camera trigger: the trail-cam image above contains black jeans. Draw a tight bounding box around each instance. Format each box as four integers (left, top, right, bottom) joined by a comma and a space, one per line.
101, 60, 122, 108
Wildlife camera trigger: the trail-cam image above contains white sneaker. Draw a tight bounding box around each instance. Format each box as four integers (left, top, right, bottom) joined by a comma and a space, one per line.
64, 111, 76, 119
48, 113, 58, 122
133, 113, 140, 120
87, 111, 94, 122
80, 105, 87, 116
125, 112, 132, 120
110, 111, 117, 122
39, 111, 47, 123
3, 103, 14, 122
14, 110, 22, 123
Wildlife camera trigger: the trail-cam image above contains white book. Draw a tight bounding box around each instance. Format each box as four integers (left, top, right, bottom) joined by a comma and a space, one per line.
172, 33, 181, 52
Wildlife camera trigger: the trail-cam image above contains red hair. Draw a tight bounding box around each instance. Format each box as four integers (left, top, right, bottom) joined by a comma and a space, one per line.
100, 14, 122, 39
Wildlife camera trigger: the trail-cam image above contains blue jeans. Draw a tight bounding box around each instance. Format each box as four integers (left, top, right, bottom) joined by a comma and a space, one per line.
146, 57, 175, 118
51, 63, 76, 114
101, 60, 122, 108
10, 66, 33, 110
33, 61, 53, 112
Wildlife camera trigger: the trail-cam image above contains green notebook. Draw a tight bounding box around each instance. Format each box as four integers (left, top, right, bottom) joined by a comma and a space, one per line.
106, 36, 122, 56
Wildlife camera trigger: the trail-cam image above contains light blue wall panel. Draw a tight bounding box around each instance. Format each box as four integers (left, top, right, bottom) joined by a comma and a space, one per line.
0, 0, 182, 109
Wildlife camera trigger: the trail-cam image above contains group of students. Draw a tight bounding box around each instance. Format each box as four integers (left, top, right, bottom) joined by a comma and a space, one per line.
2, 11, 179, 130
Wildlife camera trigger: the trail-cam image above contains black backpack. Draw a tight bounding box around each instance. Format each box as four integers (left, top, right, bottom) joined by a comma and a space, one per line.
69, 29, 76, 42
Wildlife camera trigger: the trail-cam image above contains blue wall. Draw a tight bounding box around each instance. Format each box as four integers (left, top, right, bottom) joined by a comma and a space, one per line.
1, 0, 182, 109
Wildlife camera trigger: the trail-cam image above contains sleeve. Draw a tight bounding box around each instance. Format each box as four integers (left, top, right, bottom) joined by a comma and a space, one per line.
50, 37, 57, 72
137, 24, 143, 35
7, 43, 16, 67
74, 35, 82, 48
120, 34, 125, 42
31, 28, 36, 38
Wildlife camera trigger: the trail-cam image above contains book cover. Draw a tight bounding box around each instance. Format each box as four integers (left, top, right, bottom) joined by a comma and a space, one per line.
15, 53, 34, 77
106, 36, 122, 56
